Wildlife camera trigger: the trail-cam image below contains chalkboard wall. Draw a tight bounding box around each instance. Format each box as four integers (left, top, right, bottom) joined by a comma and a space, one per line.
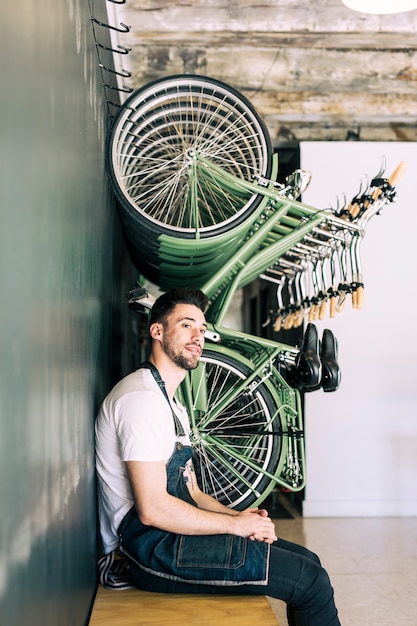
0, 1, 128, 624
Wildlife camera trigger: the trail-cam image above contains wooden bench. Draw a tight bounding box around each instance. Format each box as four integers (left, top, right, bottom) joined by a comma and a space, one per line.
89, 585, 279, 625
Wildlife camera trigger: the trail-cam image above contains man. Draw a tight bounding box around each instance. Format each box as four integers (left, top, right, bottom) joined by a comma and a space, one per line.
95, 287, 342, 626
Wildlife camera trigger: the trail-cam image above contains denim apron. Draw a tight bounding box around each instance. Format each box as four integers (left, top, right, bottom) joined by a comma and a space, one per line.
117, 362, 270, 587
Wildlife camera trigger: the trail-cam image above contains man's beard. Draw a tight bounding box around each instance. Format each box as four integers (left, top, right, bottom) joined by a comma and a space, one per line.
163, 338, 201, 370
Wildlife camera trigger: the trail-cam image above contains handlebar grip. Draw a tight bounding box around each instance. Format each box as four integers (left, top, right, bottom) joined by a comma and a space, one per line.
329, 296, 337, 318
371, 161, 407, 202
355, 286, 365, 309
336, 297, 346, 313
389, 161, 407, 185
349, 202, 360, 218
283, 314, 293, 330
294, 312, 304, 328
318, 300, 327, 320
273, 315, 282, 332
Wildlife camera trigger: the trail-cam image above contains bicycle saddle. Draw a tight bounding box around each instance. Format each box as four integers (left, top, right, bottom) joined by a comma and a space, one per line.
320, 328, 341, 392
294, 323, 322, 390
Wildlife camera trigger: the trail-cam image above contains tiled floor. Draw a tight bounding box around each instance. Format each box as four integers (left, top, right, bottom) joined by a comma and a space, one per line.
268, 516, 417, 626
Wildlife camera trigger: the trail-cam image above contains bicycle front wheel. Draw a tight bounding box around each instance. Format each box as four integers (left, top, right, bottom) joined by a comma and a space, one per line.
184, 348, 287, 510
106, 74, 272, 239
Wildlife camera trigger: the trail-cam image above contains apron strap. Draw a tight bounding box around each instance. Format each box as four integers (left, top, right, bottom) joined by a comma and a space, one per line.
140, 361, 186, 437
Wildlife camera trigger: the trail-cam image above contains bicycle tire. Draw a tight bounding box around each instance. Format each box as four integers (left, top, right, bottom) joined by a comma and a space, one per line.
185, 348, 286, 510
106, 74, 272, 240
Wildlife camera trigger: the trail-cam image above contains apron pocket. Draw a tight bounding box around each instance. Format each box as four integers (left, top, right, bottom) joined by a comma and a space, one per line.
177, 535, 247, 570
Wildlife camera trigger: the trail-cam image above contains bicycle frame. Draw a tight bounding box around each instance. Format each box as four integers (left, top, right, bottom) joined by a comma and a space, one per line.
113, 74, 404, 509
127, 149, 402, 507
169, 151, 400, 503
154, 153, 320, 495
178, 326, 305, 500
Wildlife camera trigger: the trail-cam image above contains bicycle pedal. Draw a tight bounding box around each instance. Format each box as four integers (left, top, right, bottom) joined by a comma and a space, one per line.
126, 285, 156, 311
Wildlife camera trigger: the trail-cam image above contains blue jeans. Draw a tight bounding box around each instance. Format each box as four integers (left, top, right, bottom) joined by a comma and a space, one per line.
127, 535, 341, 626
119, 444, 269, 585
119, 440, 341, 625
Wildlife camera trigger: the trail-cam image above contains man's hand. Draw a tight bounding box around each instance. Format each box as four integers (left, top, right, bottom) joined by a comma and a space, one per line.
233, 508, 277, 544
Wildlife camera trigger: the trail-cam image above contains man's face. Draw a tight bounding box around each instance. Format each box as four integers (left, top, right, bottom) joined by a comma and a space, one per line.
161, 303, 207, 370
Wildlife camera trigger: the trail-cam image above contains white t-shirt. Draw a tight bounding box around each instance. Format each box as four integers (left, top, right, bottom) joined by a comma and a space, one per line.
95, 368, 191, 554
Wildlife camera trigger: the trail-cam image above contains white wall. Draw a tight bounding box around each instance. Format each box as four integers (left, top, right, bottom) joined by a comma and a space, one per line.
300, 142, 417, 517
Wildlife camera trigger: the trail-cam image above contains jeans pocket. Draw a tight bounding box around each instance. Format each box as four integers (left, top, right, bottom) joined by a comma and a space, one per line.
177, 535, 247, 570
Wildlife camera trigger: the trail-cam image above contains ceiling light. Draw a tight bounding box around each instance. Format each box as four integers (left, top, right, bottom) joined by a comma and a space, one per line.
342, 0, 417, 13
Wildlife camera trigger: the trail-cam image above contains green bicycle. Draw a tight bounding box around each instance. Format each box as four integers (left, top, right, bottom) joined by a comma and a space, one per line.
107, 74, 403, 510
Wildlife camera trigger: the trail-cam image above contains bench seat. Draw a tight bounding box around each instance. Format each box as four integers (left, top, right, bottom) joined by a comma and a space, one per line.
89, 585, 279, 625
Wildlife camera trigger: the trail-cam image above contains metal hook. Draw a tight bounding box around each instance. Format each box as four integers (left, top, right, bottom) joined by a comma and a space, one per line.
99, 63, 132, 78
103, 82, 133, 94
106, 99, 122, 107
96, 42, 131, 55
91, 17, 130, 33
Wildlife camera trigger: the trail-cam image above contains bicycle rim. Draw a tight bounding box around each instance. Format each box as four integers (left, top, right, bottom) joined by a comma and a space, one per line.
186, 349, 285, 510
107, 75, 272, 238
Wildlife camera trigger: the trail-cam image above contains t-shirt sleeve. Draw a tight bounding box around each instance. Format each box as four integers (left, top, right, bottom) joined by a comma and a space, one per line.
114, 389, 174, 462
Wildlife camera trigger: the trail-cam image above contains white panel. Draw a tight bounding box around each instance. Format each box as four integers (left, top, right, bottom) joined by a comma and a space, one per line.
300, 142, 417, 517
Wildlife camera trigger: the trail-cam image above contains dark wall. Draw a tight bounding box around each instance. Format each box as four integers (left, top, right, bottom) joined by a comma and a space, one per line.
0, 1, 127, 624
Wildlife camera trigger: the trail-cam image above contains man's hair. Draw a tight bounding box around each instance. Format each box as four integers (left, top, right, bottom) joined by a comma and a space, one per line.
149, 287, 209, 328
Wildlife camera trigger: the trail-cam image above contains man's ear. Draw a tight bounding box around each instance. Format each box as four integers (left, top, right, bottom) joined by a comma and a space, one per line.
149, 322, 163, 340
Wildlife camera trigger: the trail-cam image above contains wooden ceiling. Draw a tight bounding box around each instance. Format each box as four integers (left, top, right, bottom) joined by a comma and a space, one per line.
110, 0, 417, 143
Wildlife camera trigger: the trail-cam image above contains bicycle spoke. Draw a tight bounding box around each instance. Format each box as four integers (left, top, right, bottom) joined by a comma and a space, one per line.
185, 349, 287, 509
107, 75, 272, 236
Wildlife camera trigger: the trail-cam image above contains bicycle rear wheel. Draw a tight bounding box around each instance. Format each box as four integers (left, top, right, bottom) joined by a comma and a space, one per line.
106, 74, 272, 239
184, 348, 287, 510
